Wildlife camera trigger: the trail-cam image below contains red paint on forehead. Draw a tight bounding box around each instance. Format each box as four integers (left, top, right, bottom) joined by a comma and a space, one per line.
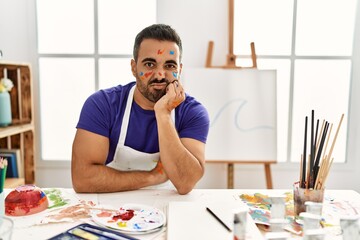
157, 49, 165, 55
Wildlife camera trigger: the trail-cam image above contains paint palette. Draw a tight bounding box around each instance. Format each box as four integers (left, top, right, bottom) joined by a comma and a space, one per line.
91, 203, 166, 234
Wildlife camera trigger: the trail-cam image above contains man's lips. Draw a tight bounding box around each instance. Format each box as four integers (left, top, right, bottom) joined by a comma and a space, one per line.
149, 81, 167, 89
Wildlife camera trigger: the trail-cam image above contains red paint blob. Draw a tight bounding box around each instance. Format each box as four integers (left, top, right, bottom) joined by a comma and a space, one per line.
112, 209, 135, 221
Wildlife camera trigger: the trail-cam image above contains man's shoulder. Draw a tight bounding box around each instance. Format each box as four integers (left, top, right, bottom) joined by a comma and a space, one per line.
177, 93, 209, 121
181, 93, 206, 110
89, 82, 135, 102
99, 82, 135, 96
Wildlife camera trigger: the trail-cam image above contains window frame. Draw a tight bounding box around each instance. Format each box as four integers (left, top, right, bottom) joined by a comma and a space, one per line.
31, 0, 360, 177
233, 0, 356, 167
34, 0, 156, 167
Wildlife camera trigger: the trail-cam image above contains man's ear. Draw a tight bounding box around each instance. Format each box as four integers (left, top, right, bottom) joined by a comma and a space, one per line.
131, 59, 137, 77
178, 63, 183, 79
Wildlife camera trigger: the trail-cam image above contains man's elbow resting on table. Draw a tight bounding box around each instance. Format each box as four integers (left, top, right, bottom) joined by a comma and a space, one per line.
72, 173, 91, 193
173, 169, 205, 195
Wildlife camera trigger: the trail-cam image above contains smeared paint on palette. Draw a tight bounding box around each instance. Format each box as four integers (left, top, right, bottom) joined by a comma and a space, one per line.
240, 192, 302, 234
5, 185, 49, 216
44, 188, 70, 209
92, 203, 166, 234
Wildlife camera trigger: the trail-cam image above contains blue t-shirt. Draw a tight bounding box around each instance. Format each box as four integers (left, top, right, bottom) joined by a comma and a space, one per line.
76, 82, 210, 164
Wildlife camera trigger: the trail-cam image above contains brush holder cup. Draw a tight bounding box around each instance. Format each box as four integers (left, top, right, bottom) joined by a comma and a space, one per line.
293, 182, 325, 217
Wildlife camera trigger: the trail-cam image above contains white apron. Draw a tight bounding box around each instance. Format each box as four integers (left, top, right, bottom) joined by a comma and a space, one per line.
107, 85, 173, 189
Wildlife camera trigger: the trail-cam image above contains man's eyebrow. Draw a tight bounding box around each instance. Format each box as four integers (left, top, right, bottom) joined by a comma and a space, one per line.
165, 60, 178, 65
141, 58, 156, 63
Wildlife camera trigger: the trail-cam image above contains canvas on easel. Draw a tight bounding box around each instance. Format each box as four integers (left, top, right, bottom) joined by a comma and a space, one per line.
183, 68, 277, 161
183, 68, 277, 189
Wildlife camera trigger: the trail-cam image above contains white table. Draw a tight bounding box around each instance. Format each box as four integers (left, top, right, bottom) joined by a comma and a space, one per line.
4, 188, 360, 240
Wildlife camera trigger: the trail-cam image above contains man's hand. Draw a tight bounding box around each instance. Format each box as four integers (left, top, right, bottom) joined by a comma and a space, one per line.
150, 160, 169, 185
154, 80, 185, 113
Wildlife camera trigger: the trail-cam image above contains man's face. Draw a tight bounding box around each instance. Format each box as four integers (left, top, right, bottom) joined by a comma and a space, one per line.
131, 39, 181, 103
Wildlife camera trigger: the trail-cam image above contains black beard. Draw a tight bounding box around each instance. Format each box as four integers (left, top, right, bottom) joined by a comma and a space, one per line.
138, 78, 170, 103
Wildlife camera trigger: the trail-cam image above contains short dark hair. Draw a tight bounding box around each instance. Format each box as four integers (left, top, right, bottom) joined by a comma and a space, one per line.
133, 24, 182, 62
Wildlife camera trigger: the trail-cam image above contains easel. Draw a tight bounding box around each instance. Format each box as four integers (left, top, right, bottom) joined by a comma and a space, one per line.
205, 0, 257, 69
204, 0, 276, 189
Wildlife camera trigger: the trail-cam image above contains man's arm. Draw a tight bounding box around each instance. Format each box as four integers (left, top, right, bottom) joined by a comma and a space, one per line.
154, 81, 206, 195
71, 129, 168, 193
157, 116, 205, 195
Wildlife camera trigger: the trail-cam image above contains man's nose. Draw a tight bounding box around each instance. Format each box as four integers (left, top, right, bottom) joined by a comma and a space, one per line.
154, 68, 166, 80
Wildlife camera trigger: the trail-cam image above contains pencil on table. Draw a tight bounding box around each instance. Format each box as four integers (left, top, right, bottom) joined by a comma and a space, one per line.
206, 207, 232, 232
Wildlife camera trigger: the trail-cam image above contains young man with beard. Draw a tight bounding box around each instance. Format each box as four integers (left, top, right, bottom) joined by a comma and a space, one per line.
71, 24, 209, 194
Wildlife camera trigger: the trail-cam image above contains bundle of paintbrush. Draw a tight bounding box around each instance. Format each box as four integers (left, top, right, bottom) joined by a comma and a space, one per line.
299, 110, 344, 190
1, 157, 8, 194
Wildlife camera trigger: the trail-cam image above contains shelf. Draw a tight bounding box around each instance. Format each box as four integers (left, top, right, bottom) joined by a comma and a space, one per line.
4, 178, 25, 188
1, 62, 35, 186
0, 123, 34, 138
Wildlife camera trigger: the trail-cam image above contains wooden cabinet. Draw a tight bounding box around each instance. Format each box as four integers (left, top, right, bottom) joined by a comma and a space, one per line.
0, 62, 35, 187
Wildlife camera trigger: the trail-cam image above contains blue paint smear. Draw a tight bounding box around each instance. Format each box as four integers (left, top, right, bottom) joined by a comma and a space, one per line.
210, 98, 274, 132
133, 223, 142, 229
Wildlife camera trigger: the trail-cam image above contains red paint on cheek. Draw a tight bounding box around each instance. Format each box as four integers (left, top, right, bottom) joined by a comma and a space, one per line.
144, 71, 153, 78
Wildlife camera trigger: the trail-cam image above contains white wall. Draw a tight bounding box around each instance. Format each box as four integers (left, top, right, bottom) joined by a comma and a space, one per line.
1, 0, 359, 191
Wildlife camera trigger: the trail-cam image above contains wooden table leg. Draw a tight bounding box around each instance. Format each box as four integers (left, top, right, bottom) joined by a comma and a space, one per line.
228, 163, 234, 189
264, 163, 273, 189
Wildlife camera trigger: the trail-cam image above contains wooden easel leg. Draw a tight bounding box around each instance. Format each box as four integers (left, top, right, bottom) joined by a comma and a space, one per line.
264, 163, 273, 189
250, 42, 257, 68
24, 131, 35, 184
205, 41, 214, 68
228, 163, 234, 189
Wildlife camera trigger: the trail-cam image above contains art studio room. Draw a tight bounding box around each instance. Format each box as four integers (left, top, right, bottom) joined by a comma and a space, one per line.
1, 0, 360, 239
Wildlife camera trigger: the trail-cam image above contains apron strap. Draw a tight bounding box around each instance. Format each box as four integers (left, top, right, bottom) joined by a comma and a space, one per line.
118, 85, 135, 145
119, 85, 176, 145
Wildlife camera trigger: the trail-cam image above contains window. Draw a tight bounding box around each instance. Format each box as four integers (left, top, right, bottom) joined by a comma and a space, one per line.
36, 0, 156, 161
234, 0, 356, 163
